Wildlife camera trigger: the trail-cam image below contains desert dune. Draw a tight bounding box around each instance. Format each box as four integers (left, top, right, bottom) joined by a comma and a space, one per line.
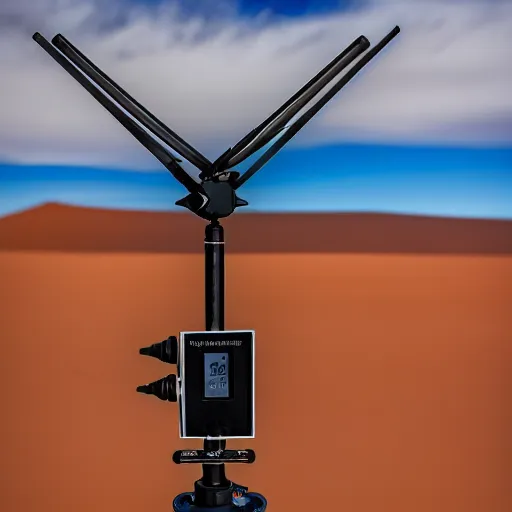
0, 204, 511, 512
0, 203, 511, 254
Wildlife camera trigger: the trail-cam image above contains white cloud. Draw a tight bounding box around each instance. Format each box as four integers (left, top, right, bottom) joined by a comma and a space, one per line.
0, 0, 511, 171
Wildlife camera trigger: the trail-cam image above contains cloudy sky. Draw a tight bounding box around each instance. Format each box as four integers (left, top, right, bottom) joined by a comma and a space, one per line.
0, 0, 511, 218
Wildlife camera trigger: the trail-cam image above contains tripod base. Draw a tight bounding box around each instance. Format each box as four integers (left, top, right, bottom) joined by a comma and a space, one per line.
173, 487, 267, 511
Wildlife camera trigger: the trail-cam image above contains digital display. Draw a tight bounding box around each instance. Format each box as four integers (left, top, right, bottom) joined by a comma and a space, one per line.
204, 352, 229, 399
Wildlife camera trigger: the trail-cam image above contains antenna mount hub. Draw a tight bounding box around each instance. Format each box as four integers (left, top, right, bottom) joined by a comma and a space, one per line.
175, 171, 249, 221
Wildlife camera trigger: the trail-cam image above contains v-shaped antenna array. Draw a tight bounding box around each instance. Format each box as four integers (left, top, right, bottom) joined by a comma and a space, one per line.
33, 26, 400, 220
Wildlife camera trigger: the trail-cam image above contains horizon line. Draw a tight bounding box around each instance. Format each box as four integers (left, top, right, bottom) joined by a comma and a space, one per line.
1, 201, 511, 254
1, 201, 512, 223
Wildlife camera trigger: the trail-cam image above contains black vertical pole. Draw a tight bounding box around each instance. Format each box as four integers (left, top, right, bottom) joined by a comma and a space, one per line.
205, 221, 225, 331
194, 221, 232, 507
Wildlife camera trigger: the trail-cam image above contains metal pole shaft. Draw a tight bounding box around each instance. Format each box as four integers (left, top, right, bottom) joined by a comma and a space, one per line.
205, 221, 225, 331
202, 221, 229, 491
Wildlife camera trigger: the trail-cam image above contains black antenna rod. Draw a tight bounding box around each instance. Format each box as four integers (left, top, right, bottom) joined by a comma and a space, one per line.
51, 34, 213, 174
32, 32, 202, 195
215, 35, 370, 171
234, 25, 400, 189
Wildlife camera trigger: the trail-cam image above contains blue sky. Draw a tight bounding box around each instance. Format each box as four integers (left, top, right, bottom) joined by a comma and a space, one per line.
134, 0, 348, 17
1, 0, 511, 219
237, 0, 346, 16
2, 144, 510, 219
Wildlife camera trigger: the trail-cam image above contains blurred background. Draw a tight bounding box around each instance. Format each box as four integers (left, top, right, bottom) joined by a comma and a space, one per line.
0, 1, 511, 512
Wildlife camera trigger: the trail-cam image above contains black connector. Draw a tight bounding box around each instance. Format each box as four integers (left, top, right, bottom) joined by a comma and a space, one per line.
136, 374, 178, 402
139, 336, 178, 364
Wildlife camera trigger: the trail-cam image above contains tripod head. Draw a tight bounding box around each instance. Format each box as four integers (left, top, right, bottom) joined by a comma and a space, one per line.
31, 24, 401, 510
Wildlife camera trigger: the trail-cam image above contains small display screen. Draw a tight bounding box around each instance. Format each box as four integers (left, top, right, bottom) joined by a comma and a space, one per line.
204, 352, 229, 399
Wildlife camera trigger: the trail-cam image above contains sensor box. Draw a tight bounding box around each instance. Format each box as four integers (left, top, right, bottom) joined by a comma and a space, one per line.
178, 330, 255, 439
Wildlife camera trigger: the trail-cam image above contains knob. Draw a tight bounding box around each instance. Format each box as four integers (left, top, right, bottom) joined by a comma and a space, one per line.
136, 374, 177, 402
139, 336, 178, 364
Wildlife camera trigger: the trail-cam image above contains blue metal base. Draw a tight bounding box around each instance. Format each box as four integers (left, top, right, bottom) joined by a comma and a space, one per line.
173, 490, 267, 511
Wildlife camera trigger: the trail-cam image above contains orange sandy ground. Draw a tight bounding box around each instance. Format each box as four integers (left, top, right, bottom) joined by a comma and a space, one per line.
1, 252, 511, 512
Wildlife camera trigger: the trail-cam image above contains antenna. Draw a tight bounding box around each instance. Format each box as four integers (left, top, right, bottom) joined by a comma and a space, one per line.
235, 25, 401, 188
51, 34, 213, 174
32, 24, 401, 512
32, 32, 202, 195
209, 34, 371, 174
